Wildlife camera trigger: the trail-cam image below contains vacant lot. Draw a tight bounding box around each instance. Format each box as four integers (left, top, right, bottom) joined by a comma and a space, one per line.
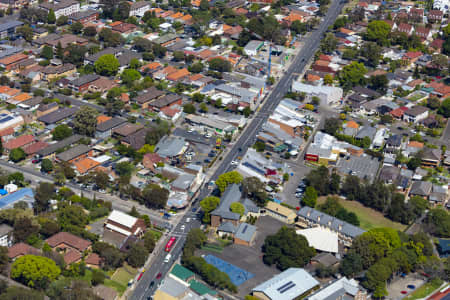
317, 197, 407, 231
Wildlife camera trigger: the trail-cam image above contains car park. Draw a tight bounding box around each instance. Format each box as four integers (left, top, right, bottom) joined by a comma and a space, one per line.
407, 285, 415, 289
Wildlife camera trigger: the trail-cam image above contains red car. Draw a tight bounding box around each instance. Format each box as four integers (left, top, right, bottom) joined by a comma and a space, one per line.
156, 273, 162, 279
137, 272, 144, 281
401, 291, 408, 295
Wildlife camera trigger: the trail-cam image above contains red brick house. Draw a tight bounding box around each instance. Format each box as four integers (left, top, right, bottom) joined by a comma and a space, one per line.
428, 10, 443, 23
3, 134, 35, 153
104, 210, 146, 238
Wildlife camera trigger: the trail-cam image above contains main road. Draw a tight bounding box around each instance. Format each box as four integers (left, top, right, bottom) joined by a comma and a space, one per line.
132, 0, 347, 298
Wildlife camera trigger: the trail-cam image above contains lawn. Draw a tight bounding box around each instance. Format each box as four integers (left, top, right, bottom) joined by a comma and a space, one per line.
104, 279, 127, 294
149, 229, 163, 241
317, 197, 407, 231
404, 279, 445, 300
111, 264, 138, 287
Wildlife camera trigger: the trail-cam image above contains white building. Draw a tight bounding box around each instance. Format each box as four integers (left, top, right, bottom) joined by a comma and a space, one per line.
129, 1, 151, 17
244, 40, 264, 56
252, 268, 319, 300
104, 210, 146, 238
434, 0, 450, 12
403, 106, 429, 123
306, 277, 367, 300
291, 82, 343, 105
39, 0, 80, 18
0, 224, 12, 247
296, 227, 339, 253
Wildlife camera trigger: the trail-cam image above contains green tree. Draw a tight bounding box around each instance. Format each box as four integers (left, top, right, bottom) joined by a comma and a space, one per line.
263, 227, 315, 270
340, 252, 363, 277
230, 202, 245, 216
438, 98, 450, 118
143, 231, 156, 252
1, 286, 44, 299
115, 161, 134, 176
208, 58, 231, 72
339, 62, 367, 90
302, 186, 317, 207
320, 33, 338, 54
200, 196, 220, 223
360, 42, 382, 67
41, 45, 54, 60
366, 20, 391, 45
127, 244, 147, 268
16, 25, 33, 42
52, 124, 73, 140
142, 184, 169, 209
13, 216, 39, 242
56, 15, 68, 26
11, 255, 61, 289
9, 148, 26, 162
91, 269, 105, 286
121, 68, 141, 86
73, 106, 98, 137
57, 204, 89, 230
47, 8, 56, 24
70, 22, 83, 34
215, 171, 243, 193
95, 54, 120, 76
40, 159, 53, 173
425, 208, 450, 237
83, 26, 97, 37
370, 74, 388, 93
323, 117, 341, 135
183, 103, 196, 114
253, 141, 266, 152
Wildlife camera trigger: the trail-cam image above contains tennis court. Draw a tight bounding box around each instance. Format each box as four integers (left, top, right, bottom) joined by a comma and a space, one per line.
204, 254, 254, 286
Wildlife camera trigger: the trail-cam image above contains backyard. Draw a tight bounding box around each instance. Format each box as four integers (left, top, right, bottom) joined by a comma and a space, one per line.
317, 197, 407, 231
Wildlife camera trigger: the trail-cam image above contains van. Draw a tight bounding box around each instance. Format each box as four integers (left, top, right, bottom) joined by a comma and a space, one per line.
164, 254, 171, 263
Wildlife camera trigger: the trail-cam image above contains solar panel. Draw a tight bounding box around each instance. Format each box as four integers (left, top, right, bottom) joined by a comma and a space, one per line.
277, 281, 293, 291
242, 224, 248, 234
0, 116, 13, 123
279, 282, 296, 294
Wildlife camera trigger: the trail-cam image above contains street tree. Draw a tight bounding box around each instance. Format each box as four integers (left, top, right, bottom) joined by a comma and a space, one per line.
40, 159, 53, 173
200, 196, 220, 223
9, 148, 26, 162
215, 171, 243, 193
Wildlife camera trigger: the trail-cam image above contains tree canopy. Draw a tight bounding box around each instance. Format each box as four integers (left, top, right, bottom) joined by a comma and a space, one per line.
11, 255, 61, 289
94, 54, 120, 76
215, 171, 243, 193
200, 196, 220, 223
73, 106, 98, 137
263, 227, 315, 270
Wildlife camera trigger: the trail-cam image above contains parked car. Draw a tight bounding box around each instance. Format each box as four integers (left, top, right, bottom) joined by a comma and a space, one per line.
407, 285, 415, 289
156, 273, 162, 279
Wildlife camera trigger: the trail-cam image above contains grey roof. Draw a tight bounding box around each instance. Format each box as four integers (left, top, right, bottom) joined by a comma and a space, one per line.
37, 107, 79, 124
37, 134, 83, 157
155, 136, 186, 158
410, 181, 432, 196
234, 223, 256, 242
306, 277, 363, 300
353, 86, 381, 98
39, 0, 78, 10
56, 144, 91, 162
130, 1, 150, 9
405, 105, 428, 117
149, 94, 181, 109
336, 155, 380, 183
400, 168, 414, 179
378, 165, 400, 183
153, 33, 179, 45
21, 96, 43, 107
252, 268, 319, 300
159, 276, 188, 298
85, 48, 122, 63
355, 126, 377, 140
0, 45, 23, 59
311, 252, 339, 267
68, 9, 98, 21
0, 224, 12, 236
171, 173, 195, 191
0, 21, 23, 33
215, 84, 257, 103
117, 50, 141, 67
244, 40, 264, 52
211, 184, 242, 220
422, 148, 442, 161
386, 134, 402, 147
70, 74, 100, 87
217, 222, 237, 233
96, 117, 127, 132
297, 207, 366, 238
134, 87, 165, 104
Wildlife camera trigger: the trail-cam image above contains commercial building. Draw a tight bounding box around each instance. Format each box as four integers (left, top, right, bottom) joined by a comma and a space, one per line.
39, 0, 80, 18
306, 277, 367, 300
264, 201, 296, 224
129, 1, 151, 17
252, 268, 319, 300
336, 155, 381, 183
291, 82, 343, 105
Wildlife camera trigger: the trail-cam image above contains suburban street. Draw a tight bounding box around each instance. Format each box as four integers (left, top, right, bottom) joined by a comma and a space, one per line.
132, 0, 347, 298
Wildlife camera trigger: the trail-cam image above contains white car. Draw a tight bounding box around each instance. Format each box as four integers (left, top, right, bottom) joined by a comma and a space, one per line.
205, 133, 212, 138
188, 128, 195, 133
231, 160, 239, 166
180, 225, 185, 231
186, 218, 190, 223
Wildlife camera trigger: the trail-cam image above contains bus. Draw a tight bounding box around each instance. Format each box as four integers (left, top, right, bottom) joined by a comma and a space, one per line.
165, 237, 177, 252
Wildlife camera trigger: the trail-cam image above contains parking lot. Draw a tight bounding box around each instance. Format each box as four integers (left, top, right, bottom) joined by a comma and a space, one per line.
386, 273, 425, 300
278, 162, 312, 207
198, 216, 287, 298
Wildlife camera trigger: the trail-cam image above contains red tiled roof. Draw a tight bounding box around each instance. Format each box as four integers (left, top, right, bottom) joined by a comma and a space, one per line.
46, 232, 91, 252
85, 252, 102, 266
23, 141, 48, 155
4, 134, 34, 150
8, 242, 40, 259
0, 127, 14, 137
389, 107, 405, 118
63, 249, 82, 265
430, 39, 444, 49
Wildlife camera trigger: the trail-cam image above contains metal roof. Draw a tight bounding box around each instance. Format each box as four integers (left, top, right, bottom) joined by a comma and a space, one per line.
252, 268, 319, 300
0, 21, 23, 33
234, 223, 256, 242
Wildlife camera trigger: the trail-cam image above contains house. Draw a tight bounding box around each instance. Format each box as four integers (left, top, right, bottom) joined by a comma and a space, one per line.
154, 276, 190, 300
68, 10, 98, 25
0, 224, 12, 247
0, 53, 28, 71
143, 153, 165, 172
430, 184, 448, 205
148, 94, 182, 112
252, 268, 319, 300
8, 242, 40, 260
39, 0, 80, 18
166, 68, 190, 82
37, 107, 79, 125
23, 141, 49, 157
46, 232, 91, 265
244, 40, 264, 56
0, 21, 23, 39
378, 165, 400, 184
421, 148, 442, 167
233, 223, 257, 246
129, 1, 151, 17
37, 134, 83, 159
415, 27, 431, 40
36, 102, 59, 118
403, 106, 429, 123
410, 181, 432, 198
385, 134, 402, 153
3, 134, 35, 152
113, 123, 144, 139
95, 117, 127, 139
343, 121, 359, 136
41, 63, 76, 81
397, 23, 414, 36
210, 184, 259, 227
56, 144, 91, 163
428, 10, 443, 22
120, 128, 150, 150
134, 87, 165, 109
306, 277, 367, 300
111, 22, 137, 35
85, 252, 102, 269
170, 264, 195, 282
264, 201, 296, 224
73, 158, 101, 174
409, 8, 424, 22
69, 74, 100, 93
297, 207, 366, 247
